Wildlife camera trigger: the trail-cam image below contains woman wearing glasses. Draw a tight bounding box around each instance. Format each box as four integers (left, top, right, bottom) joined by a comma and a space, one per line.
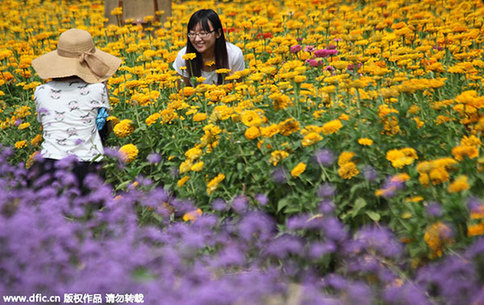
173, 9, 245, 86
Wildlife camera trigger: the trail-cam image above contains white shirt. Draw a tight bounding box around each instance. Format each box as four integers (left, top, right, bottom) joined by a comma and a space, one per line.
34, 79, 109, 161
173, 42, 245, 85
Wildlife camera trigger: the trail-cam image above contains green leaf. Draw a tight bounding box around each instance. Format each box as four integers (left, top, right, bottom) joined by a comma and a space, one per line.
277, 197, 290, 213
350, 197, 367, 218
366, 210, 381, 222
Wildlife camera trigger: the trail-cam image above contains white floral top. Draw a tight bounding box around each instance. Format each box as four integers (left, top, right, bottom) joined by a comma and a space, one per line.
34, 79, 109, 161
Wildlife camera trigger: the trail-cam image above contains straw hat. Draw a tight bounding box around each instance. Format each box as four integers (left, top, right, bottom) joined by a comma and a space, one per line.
32, 29, 121, 84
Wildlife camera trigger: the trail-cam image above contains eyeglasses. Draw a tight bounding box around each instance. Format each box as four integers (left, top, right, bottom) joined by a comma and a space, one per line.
187, 30, 215, 39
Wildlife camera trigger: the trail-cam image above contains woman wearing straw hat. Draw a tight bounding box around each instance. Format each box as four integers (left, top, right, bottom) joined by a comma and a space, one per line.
30, 28, 121, 193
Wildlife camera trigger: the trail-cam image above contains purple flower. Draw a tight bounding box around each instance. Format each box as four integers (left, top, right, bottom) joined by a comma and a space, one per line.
146, 153, 162, 164
211, 198, 228, 211
362, 165, 378, 182
271, 167, 287, 184
426, 202, 443, 217
313, 148, 334, 166
317, 183, 336, 198
255, 193, 269, 206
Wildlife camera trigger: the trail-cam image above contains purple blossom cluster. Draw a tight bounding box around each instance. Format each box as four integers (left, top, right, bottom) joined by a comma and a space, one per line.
1, 146, 483, 305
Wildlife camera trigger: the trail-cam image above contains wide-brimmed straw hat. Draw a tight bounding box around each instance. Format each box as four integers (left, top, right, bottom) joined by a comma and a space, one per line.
32, 29, 121, 84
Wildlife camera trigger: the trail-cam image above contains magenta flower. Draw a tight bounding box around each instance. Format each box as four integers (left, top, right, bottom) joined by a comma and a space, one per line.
314, 49, 338, 57
290, 45, 302, 53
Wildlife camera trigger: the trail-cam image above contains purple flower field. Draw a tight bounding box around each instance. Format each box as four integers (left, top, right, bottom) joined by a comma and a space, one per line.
1, 146, 483, 305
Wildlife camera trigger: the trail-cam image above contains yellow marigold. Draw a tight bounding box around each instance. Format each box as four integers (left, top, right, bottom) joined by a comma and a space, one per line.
270, 150, 289, 166
215, 68, 231, 74
460, 135, 481, 147
18, 122, 30, 130
448, 175, 470, 193
193, 112, 207, 122
291, 162, 306, 178
260, 124, 279, 138
182, 52, 196, 60
386, 148, 417, 168
185, 147, 202, 161
338, 151, 355, 166
119, 144, 138, 163
180, 86, 196, 96
322, 119, 343, 135
301, 132, 323, 147
113, 119, 135, 138
419, 172, 430, 186
183, 209, 202, 222
424, 222, 453, 258
278, 118, 300, 136
146, 113, 161, 126
177, 176, 190, 187
241, 110, 263, 127
429, 167, 450, 185
338, 162, 359, 180
25, 151, 39, 169
190, 161, 204, 172
179, 159, 193, 174
467, 223, 484, 237
207, 173, 225, 195
451, 145, 479, 161
358, 138, 373, 146
245, 126, 260, 140
30, 134, 42, 146
15, 140, 27, 149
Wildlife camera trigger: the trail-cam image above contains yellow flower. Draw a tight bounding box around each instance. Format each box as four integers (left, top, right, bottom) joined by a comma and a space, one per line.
18, 122, 30, 130
424, 222, 453, 258
338, 151, 355, 166
215, 68, 231, 74
291, 162, 306, 178
270, 150, 289, 166
26, 151, 39, 169
260, 124, 279, 138
451, 145, 479, 161
471, 205, 484, 220
113, 119, 135, 138
119, 144, 138, 163
183, 209, 202, 222
241, 110, 263, 127
467, 223, 484, 237
15, 140, 27, 149
278, 118, 300, 136
322, 119, 343, 135
177, 176, 190, 187
245, 126, 260, 140
182, 53, 196, 60
429, 167, 450, 185
179, 159, 193, 174
193, 113, 207, 122
185, 147, 202, 161
448, 175, 470, 193
338, 162, 359, 180
207, 173, 225, 195
145, 113, 161, 126
301, 132, 323, 147
358, 138, 373, 146
30, 134, 42, 146
190, 161, 204, 172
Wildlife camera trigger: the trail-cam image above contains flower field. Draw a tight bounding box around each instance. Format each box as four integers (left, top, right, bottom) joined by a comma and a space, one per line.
1, 0, 484, 304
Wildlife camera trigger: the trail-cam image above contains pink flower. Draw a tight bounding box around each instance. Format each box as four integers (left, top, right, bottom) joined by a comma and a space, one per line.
290, 45, 302, 53
306, 59, 322, 67
304, 45, 315, 53
314, 49, 338, 57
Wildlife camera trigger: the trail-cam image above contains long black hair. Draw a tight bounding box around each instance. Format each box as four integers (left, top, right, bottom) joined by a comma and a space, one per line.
185, 9, 229, 85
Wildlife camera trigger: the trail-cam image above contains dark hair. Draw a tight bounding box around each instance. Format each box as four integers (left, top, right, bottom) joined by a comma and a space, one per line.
185, 9, 229, 85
